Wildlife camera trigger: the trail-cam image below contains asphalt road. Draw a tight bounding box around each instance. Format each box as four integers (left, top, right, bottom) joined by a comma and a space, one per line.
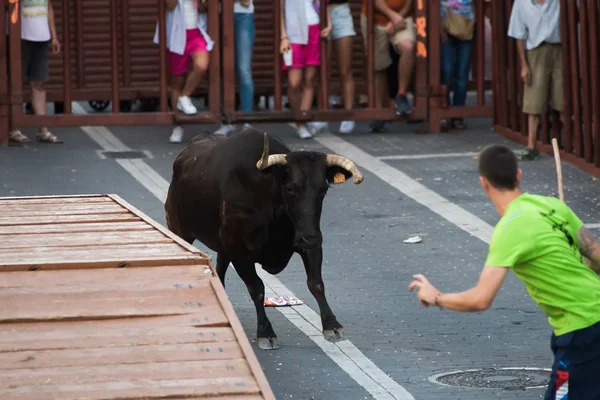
3, 113, 600, 400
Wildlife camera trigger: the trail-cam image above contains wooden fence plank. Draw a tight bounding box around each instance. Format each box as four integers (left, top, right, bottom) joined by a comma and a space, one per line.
0, 230, 172, 249
0, 221, 152, 235
1, 203, 126, 215
0, 213, 139, 226
0, 266, 210, 290
0, 342, 244, 370
0, 196, 111, 205
0, 288, 225, 323
0, 322, 236, 352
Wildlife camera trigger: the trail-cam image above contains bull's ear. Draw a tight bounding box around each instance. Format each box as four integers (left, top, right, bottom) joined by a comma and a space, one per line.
326, 166, 353, 185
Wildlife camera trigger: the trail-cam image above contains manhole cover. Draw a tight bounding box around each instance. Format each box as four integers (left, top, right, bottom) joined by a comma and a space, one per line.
429, 367, 551, 390
102, 151, 148, 160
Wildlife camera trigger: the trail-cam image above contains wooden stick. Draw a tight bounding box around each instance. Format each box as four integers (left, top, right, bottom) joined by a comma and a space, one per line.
551, 138, 564, 202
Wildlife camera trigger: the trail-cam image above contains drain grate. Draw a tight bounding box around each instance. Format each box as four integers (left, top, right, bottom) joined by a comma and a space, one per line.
430, 367, 551, 390
101, 151, 148, 160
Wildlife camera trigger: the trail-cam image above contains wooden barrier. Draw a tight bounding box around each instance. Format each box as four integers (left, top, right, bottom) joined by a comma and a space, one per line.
0, 194, 275, 400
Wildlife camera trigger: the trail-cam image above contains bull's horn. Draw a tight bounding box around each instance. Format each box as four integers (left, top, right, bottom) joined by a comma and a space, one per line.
326, 154, 364, 184
256, 132, 288, 170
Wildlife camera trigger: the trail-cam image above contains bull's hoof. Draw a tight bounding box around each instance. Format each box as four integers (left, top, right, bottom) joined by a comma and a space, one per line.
257, 337, 280, 350
323, 328, 345, 342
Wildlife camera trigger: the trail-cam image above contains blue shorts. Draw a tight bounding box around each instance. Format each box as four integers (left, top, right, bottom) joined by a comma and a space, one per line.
544, 320, 600, 400
328, 3, 356, 40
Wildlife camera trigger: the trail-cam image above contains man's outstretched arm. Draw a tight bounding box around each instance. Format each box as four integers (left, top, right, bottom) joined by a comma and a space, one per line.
409, 266, 509, 312
577, 226, 600, 274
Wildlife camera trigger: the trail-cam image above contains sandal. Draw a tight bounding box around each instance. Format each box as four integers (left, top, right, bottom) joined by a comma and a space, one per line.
37, 131, 63, 144
9, 130, 31, 144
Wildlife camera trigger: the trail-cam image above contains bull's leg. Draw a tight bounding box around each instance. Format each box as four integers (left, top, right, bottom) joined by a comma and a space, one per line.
299, 248, 345, 342
215, 253, 230, 286
232, 260, 279, 350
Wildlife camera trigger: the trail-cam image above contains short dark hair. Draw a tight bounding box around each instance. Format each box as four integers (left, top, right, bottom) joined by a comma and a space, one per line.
478, 144, 519, 190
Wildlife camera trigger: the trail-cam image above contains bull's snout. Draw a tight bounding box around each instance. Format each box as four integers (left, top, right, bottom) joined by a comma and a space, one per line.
295, 234, 323, 250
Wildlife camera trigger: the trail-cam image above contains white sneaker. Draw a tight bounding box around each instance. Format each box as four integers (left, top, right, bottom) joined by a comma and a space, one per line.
297, 125, 313, 139
176, 96, 197, 115
214, 124, 235, 135
308, 121, 328, 135
339, 120, 355, 134
169, 126, 184, 143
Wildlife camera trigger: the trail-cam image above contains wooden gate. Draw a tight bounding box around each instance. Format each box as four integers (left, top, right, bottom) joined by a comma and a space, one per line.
492, 0, 600, 175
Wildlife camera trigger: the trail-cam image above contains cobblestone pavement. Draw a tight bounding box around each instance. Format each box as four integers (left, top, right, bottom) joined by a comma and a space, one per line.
3, 114, 600, 400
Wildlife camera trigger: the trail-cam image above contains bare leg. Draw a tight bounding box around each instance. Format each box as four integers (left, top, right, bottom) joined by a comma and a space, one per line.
300, 66, 318, 114
333, 36, 355, 111
528, 114, 540, 149
181, 51, 209, 97
31, 82, 48, 135
287, 68, 304, 128
396, 40, 416, 95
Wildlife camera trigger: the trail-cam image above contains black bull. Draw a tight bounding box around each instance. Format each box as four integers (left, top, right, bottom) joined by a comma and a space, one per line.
165, 128, 364, 349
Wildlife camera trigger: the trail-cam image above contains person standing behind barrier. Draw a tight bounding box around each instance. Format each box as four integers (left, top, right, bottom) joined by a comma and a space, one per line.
508, 0, 562, 161
8, 0, 62, 144
154, 0, 214, 143
327, 0, 356, 134
215, 0, 255, 136
280, 0, 331, 139
360, 0, 416, 116
440, 0, 475, 131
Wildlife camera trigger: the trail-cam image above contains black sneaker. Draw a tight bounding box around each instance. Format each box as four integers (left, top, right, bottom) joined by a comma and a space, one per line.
518, 147, 540, 161
395, 94, 412, 115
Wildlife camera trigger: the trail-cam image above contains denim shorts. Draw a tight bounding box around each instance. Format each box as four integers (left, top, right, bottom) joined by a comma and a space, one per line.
328, 3, 356, 40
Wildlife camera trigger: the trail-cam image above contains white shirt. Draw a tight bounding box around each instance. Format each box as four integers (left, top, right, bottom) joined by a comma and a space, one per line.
507, 0, 561, 50
234, 0, 254, 14
182, 0, 197, 29
304, 0, 319, 26
153, 0, 214, 55
21, 0, 51, 41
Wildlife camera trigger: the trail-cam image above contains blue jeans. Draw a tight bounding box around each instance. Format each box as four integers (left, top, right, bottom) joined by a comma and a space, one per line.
441, 34, 474, 108
234, 12, 255, 113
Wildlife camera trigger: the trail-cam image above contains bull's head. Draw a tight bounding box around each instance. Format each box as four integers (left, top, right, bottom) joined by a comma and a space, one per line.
256, 133, 363, 250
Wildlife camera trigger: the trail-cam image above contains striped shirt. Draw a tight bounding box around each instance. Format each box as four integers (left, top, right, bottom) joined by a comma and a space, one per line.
507, 0, 560, 50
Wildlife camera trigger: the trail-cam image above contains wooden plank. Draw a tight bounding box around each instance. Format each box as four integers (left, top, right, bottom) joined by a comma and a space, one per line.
0, 213, 139, 226
0, 221, 152, 235
0, 360, 259, 399
0, 195, 111, 205
109, 194, 210, 260
1, 377, 260, 400
1, 242, 190, 258
0, 230, 173, 249
0, 288, 226, 323
0, 341, 244, 370
0, 266, 211, 290
0, 319, 236, 352
0, 256, 205, 272
211, 278, 277, 400
2, 203, 128, 218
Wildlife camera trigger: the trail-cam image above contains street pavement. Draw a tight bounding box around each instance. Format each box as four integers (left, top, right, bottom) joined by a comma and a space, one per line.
2, 115, 600, 400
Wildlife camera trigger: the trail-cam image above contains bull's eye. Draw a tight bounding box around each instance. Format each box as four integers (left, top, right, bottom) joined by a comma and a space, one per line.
284, 185, 297, 195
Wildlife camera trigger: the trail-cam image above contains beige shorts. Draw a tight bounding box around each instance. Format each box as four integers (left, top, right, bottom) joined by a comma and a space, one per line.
360, 14, 416, 72
523, 43, 563, 115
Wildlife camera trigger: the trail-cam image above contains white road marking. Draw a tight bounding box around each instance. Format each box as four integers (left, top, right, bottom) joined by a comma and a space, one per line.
585, 223, 600, 229
75, 106, 414, 400
378, 152, 481, 160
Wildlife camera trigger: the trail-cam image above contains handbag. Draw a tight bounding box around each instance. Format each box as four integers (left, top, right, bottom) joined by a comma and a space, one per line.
444, 8, 475, 41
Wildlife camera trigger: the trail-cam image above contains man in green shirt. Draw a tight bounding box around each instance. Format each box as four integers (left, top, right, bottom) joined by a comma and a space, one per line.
409, 144, 600, 399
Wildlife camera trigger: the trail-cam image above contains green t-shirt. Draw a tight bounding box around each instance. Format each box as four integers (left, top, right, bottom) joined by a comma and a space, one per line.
485, 193, 600, 336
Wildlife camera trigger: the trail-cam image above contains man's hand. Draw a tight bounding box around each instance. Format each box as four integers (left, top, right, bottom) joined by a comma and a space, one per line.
521, 65, 531, 85
321, 24, 332, 38
280, 38, 290, 54
51, 38, 60, 55
408, 274, 441, 307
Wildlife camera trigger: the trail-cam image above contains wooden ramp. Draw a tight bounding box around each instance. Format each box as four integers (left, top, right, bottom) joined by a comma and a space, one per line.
0, 194, 275, 400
